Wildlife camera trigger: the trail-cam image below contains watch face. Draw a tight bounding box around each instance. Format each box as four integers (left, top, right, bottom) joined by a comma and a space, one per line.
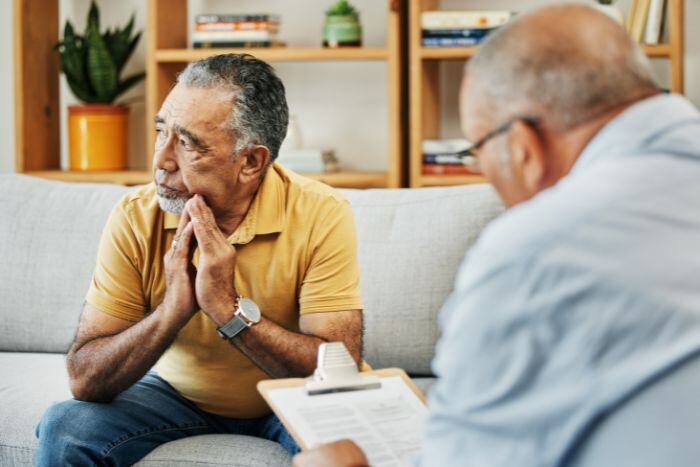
238, 298, 261, 323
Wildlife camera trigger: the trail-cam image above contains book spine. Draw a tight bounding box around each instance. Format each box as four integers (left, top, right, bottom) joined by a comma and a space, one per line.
192, 31, 276, 41
421, 11, 511, 30
423, 154, 466, 164
422, 164, 479, 175
196, 14, 280, 23
421, 28, 493, 39
631, 0, 652, 43
627, 0, 639, 32
193, 41, 273, 49
195, 21, 279, 32
422, 37, 483, 47
644, 0, 665, 44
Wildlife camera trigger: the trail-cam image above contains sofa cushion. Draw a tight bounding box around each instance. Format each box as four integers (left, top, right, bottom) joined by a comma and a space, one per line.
135, 435, 291, 466
0, 352, 292, 466
0, 352, 72, 466
343, 185, 503, 374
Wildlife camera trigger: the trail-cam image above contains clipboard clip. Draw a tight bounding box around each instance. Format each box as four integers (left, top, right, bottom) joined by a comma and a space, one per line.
306, 342, 381, 395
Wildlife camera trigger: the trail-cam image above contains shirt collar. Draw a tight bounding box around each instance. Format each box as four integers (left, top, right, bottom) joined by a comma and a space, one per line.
572, 93, 700, 174
163, 163, 287, 245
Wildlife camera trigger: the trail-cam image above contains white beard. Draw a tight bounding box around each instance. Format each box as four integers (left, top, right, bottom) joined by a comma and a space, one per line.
157, 194, 187, 214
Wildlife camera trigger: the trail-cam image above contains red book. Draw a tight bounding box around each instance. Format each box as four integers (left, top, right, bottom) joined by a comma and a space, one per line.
195, 21, 279, 32
422, 164, 480, 175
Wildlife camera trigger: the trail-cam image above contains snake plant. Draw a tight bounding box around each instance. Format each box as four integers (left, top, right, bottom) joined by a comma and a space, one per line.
55, 1, 144, 104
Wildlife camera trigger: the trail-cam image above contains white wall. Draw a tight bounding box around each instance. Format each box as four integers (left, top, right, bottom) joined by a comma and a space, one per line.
1, 0, 698, 173
0, 0, 14, 173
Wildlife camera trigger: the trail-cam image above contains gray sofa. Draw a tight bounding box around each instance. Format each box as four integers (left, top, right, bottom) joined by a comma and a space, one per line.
0, 174, 504, 466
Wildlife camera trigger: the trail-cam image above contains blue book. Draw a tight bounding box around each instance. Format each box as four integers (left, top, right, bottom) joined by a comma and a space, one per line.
422, 37, 484, 47
423, 153, 468, 165
422, 28, 493, 39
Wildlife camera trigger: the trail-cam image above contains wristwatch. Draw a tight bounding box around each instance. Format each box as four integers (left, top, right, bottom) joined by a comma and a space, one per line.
216, 297, 262, 340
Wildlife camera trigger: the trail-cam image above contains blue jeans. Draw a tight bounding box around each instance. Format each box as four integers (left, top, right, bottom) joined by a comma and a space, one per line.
35, 372, 300, 466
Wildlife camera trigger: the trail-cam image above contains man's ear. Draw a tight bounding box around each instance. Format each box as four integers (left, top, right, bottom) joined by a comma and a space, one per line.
238, 145, 271, 182
509, 120, 546, 197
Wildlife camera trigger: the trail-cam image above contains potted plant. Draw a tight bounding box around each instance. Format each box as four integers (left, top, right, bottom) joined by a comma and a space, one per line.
55, 1, 144, 171
323, 0, 362, 48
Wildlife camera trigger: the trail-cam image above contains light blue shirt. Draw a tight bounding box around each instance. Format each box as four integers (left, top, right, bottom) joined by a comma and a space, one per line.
420, 94, 700, 466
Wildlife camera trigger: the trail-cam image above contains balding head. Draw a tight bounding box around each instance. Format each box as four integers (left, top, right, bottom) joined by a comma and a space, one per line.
463, 4, 658, 132
460, 4, 660, 208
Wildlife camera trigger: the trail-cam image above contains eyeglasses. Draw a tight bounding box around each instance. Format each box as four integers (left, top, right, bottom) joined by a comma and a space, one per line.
465, 116, 540, 158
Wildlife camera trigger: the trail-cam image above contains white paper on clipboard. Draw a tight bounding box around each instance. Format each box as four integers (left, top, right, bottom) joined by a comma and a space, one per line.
266, 375, 428, 467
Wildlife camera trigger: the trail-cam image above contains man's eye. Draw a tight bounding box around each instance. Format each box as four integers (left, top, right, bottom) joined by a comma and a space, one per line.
179, 139, 193, 150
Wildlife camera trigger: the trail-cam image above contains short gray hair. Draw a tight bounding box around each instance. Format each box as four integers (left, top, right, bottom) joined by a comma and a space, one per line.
177, 54, 289, 161
465, 4, 659, 130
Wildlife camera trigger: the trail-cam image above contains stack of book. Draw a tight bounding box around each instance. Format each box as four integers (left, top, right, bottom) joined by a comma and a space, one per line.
627, 0, 667, 45
193, 14, 280, 48
421, 10, 512, 47
277, 149, 339, 174
422, 139, 480, 176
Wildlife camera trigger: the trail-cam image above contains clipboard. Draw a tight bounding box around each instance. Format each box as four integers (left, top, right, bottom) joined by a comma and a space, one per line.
257, 342, 428, 463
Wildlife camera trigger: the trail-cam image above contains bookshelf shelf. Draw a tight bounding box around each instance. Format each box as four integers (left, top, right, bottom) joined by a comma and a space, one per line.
408, 0, 685, 188
25, 169, 387, 189
26, 169, 153, 186
155, 47, 390, 63
420, 174, 486, 187
146, 0, 404, 188
419, 44, 671, 61
419, 46, 478, 60
301, 171, 388, 188
643, 43, 672, 57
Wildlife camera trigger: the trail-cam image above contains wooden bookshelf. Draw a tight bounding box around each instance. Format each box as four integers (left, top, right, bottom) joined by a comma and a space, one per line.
155, 47, 390, 63
13, 0, 404, 188
408, 0, 686, 188
145, 0, 405, 189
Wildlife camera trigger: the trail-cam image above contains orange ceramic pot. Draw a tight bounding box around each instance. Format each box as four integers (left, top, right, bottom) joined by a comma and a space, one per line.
68, 104, 128, 171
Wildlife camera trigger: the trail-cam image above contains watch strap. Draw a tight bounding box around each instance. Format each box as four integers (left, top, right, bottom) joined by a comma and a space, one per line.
217, 314, 249, 340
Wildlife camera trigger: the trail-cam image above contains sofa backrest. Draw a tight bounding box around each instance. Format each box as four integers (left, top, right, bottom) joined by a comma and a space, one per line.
343, 186, 503, 374
0, 175, 129, 353
0, 174, 503, 374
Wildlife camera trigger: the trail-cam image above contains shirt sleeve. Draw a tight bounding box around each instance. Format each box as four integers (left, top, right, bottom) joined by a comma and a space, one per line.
85, 200, 147, 322
299, 199, 363, 314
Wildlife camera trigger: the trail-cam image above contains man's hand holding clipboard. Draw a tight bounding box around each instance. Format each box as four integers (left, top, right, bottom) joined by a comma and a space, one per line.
257, 342, 427, 467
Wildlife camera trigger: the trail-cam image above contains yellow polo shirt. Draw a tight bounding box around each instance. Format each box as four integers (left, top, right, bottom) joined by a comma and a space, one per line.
85, 163, 363, 418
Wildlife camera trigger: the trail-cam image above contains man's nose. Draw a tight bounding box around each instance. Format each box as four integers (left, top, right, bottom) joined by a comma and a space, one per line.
153, 138, 178, 173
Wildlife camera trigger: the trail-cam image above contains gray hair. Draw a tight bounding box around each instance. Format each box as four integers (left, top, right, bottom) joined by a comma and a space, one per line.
177, 54, 289, 161
465, 4, 659, 130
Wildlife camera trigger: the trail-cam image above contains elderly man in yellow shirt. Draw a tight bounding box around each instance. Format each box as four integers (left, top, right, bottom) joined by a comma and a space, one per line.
34, 53, 363, 466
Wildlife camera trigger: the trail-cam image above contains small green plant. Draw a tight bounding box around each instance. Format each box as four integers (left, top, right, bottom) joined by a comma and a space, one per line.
326, 0, 359, 17
55, 1, 144, 104
597, 0, 614, 5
